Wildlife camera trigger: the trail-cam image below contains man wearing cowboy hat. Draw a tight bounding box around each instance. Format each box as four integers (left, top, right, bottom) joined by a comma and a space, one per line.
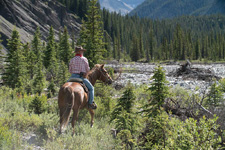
69, 46, 97, 109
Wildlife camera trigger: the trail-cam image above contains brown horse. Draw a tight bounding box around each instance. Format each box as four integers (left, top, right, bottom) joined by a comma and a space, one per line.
58, 64, 113, 134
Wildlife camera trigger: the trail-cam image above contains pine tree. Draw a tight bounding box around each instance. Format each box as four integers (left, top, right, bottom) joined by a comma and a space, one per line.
206, 81, 223, 107
33, 62, 45, 95
117, 36, 121, 61
57, 61, 70, 86
32, 27, 43, 63
23, 43, 33, 93
131, 35, 139, 61
44, 26, 56, 68
110, 85, 136, 129
174, 24, 183, 60
47, 78, 56, 98
195, 38, 201, 60
25, 42, 36, 79
29, 94, 47, 115
162, 37, 168, 60
103, 31, 112, 58
71, 31, 75, 50
3, 28, 27, 92
31, 27, 45, 95
44, 26, 59, 81
111, 84, 137, 149
113, 34, 117, 59
59, 26, 73, 66
142, 66, 168, 118
139, 29, 145, 59
78, 0, 105, 68
149, 29, 154, 61
74, 0, 79, 14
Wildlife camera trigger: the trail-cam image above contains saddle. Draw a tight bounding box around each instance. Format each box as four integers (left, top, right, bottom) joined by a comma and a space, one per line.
67, 78, 89, 93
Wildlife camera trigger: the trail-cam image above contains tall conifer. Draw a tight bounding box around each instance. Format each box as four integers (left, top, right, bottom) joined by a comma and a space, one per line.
78, 0, 105, 68
59, 26, 73, 66
44, 26, 56, 68
32, 27, 42, 63
31, 27, 45, 95
142, 66, 168, 118
3, 28, 27, 92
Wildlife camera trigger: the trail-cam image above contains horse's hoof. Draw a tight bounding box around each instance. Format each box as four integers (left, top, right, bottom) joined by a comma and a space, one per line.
91, 124, 93, 128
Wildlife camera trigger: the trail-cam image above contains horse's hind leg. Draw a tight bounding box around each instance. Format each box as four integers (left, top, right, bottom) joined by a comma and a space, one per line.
89, 109, 95, 127
71, 109, 79, 135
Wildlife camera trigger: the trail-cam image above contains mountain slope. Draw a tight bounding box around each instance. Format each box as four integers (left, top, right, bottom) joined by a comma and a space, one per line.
99, 0, 144, 15
129, 0, 225, 19
0, 0, 81, 50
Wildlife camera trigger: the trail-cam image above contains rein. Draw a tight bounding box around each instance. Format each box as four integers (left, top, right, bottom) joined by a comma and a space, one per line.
98, 69, 109, 79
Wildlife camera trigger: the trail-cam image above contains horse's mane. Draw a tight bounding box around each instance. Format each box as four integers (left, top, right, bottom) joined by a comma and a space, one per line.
86, 64, 102, 84
87, 64, 101, 75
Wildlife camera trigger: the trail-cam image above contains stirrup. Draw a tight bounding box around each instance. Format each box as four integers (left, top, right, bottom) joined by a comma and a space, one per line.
88, 102, 97, 109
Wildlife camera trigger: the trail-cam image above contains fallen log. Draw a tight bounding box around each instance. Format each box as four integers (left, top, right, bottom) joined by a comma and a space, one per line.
168, 60, 221, 81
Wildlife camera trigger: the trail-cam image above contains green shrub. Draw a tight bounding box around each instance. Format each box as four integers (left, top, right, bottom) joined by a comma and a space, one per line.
47, 99, 59, 114
0, 86, 17, 102
166, 115, 221, 149
0, 120, 12, 149
143, 112, 221, 149
95, 83, 116, 117
16, 93, 33, 111
3, 112, 43, 131
38, 113, 59, 137
43, 118, 115, 150
169, 86, 193, 108
0, 117, 24, 150
219, 78, 225, 92
106, 67, 114, 79
116, 129, 136, 150
29, 94, 48, 115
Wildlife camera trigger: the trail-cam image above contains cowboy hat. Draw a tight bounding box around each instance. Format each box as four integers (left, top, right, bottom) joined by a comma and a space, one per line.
75, 46, 86, 53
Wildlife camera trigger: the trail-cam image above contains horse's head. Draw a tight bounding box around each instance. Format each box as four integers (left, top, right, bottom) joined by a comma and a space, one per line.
98, 64, 113, 85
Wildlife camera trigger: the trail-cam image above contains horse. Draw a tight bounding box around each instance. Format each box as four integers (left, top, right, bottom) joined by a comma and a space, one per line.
58, 64, 113, 134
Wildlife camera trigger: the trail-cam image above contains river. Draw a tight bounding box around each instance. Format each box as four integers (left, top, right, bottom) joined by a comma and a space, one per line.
106, 63, 225, 93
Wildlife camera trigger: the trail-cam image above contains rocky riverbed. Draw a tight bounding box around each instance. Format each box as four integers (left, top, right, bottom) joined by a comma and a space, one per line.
106, 63, 225, 94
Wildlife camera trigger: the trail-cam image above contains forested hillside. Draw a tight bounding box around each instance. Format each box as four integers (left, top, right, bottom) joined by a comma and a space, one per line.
102, 13, 225, 62
55, 0, 225, 62
130, 0, 225, 19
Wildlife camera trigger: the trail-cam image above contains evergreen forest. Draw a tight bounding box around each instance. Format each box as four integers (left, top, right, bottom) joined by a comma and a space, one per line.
57, 0, 225, 62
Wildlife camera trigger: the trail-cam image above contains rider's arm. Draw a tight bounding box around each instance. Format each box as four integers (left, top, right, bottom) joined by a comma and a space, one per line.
83, 57, 90, 73
69, 59, 74, 74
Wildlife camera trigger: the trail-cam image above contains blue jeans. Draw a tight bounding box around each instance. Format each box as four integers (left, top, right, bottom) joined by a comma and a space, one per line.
68, 74, 94, 104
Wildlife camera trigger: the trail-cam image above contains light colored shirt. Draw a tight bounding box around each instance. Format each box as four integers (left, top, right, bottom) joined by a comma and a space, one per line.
69, 56, 90, 74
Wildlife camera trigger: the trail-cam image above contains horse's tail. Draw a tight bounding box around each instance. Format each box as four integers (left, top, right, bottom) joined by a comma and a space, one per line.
59, 86, 74, 132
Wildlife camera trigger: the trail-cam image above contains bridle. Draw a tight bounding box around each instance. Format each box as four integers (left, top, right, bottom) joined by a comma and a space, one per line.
98, 69, 112, 83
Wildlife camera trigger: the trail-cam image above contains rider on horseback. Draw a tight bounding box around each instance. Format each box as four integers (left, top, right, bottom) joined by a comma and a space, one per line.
69, 46, 97, 109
